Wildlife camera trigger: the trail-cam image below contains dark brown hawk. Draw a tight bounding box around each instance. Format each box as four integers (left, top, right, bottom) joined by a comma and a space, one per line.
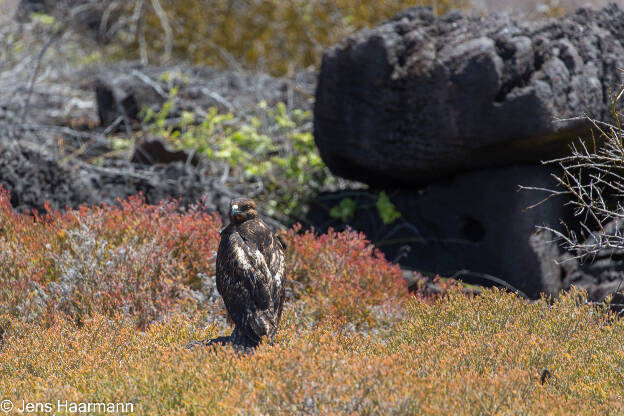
216, 198, 286, 348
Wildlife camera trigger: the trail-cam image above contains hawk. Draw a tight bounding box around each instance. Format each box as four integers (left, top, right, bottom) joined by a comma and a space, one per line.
216, 198, 286, 348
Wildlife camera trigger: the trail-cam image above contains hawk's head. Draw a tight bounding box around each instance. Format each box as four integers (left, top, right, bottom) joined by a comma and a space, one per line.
229, 198, 258, 225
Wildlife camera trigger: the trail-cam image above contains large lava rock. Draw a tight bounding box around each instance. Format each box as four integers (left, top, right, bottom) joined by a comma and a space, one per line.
305, 165, 573, 298
314, 5, 624, 186
0, 143, 95, 212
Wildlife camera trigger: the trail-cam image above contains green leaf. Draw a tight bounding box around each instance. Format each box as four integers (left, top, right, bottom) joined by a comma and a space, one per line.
376, 192, 401, 224
330, 198, 357, 222
110, 137, 133, 151
31, 12, 56, 26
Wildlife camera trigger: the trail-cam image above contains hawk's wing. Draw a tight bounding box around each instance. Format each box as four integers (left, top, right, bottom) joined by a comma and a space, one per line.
216, 225, 284, 343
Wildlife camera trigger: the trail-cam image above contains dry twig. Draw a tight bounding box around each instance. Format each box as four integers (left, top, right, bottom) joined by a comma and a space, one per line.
524, 87, 624, 261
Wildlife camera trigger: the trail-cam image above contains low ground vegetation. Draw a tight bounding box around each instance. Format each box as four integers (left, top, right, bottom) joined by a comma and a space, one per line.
138, 91, 332, 221
2, 3, 624, 413
3, 0, 596, 77
0, 188, 622, 414
86, 0, 604, 75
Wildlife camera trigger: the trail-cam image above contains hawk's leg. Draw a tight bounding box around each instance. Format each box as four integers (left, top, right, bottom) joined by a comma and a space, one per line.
230, 326, 259, 349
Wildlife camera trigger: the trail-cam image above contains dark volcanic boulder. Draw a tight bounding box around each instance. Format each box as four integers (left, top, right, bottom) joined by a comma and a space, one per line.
314, 5, 624, 186
305, 164, 573, 298
0, 143, 95, 212
95, 72, 167, 130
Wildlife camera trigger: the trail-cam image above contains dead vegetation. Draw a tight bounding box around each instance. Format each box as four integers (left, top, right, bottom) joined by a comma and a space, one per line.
526, 87, 624, 261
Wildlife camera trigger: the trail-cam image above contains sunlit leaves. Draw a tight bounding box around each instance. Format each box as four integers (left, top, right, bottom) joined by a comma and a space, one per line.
143, 94, 333, 220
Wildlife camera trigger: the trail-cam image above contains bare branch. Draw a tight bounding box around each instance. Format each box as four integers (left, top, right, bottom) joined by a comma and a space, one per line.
539, 91, 624, 260
149, 0, 172, 63
20, 26, 64, 122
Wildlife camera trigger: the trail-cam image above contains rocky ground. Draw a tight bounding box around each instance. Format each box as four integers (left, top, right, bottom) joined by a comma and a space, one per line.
2, 3, 624, 301
0, 53, 317, 225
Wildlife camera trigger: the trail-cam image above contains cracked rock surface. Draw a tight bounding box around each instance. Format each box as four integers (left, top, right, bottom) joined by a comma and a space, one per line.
314, 5, 624, 186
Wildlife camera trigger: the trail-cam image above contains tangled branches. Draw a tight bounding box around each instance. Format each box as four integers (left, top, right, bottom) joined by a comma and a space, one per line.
528, 87, 624, 260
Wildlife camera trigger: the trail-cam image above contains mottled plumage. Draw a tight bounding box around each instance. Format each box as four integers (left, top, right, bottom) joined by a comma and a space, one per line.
216, 198, 286, 348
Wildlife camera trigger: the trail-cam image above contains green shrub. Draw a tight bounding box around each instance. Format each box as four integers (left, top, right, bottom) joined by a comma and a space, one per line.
142, 93, 333, 221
